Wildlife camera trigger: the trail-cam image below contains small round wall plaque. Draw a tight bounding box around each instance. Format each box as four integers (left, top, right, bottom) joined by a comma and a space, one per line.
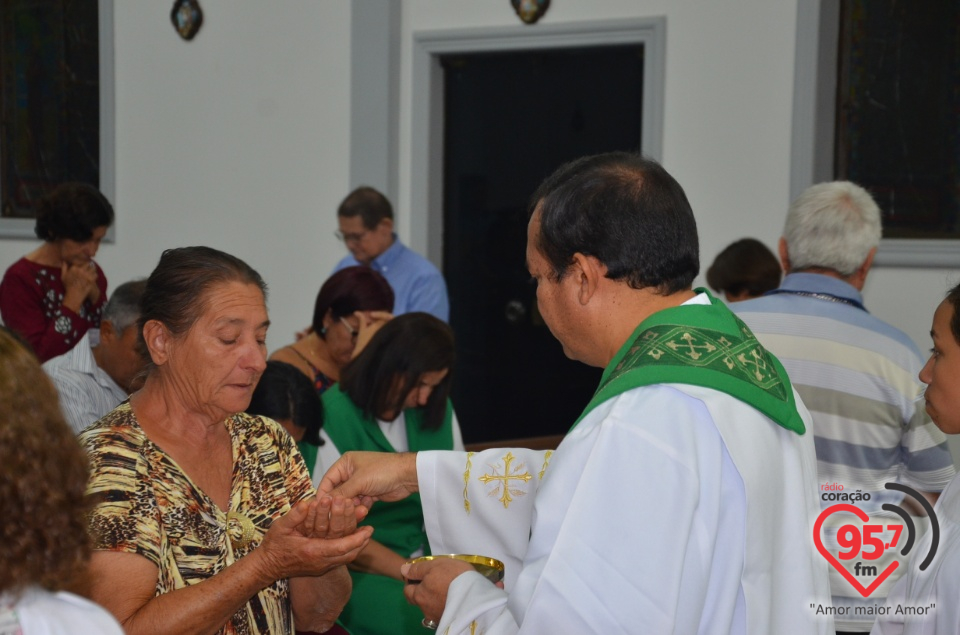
511, 0, 550, 25
171, 0, 203, 41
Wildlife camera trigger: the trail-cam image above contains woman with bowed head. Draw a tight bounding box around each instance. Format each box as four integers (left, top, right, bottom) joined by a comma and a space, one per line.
247, 360, 325, 446
247, 360, 329, 484
80, 246, 372, 635
0, 327, 122, 634
319, 312, 463, 634
270, 266, 394, 395
873, 282, 960, 635
0, 183, 113, 361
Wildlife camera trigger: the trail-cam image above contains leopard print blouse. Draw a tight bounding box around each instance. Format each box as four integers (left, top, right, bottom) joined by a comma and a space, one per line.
81, 403, 315, 634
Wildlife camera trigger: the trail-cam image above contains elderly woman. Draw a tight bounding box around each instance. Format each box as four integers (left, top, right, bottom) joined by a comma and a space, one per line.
271, 266, 394, 394
80, 247, 372, 635
320, 312, 463, 635
872, 282, 960, 635
0, 327, 122, 633
0, 183, 114, 361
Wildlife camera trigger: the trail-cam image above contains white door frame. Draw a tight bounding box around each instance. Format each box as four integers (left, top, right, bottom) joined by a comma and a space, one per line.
408, 18, 667, 264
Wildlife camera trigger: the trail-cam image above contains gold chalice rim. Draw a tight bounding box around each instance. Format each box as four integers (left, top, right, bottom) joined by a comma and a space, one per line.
409, 554, 505, 583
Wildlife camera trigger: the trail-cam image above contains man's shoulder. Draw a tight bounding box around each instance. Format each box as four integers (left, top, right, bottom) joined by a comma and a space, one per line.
333, 253, 360, 272
43, 353, 93, 385
735, 294, 921, 360
392, 240, 442, 276
43, 338, 96, 377
590, 382, 731, 430
580, 383, 790, 471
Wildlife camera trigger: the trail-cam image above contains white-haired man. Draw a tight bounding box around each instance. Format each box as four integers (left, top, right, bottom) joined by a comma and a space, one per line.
734, 182, 956, 633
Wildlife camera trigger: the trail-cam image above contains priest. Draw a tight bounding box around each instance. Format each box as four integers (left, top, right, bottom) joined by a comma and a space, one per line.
321, 152, 832, 634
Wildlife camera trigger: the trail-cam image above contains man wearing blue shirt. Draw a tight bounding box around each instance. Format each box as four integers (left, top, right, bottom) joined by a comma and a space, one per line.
333, 186, 449, 321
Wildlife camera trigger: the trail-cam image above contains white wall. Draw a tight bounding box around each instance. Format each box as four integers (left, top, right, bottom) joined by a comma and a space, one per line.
0, 0, 353, 350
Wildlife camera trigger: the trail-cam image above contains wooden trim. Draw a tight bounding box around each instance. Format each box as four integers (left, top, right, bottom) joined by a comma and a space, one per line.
464, 434, 565, 453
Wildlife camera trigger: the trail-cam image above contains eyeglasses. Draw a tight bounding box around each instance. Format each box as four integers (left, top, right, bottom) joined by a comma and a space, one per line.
339, 317, 358, 342
334, 229, 370, 243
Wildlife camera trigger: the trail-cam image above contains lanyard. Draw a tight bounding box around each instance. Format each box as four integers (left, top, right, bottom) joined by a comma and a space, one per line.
763, 288, 868, 312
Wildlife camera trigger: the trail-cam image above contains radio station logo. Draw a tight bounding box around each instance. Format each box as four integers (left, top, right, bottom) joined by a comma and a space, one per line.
813, 483, 939, 598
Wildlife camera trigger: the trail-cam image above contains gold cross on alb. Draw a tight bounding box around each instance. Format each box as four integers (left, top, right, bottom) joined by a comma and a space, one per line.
479, 452, 533, 509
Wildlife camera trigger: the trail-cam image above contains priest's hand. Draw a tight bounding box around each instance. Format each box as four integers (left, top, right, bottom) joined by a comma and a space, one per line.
400, 558, 474, 626
318, 451, 420, 504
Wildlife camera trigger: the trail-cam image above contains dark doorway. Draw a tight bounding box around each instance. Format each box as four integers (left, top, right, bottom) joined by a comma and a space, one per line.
443, 45, 645, 444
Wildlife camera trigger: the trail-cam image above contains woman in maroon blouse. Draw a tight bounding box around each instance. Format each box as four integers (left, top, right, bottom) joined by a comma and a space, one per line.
0, 183, 113, 361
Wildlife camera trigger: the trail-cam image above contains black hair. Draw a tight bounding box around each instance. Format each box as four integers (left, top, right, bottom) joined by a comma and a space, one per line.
337, 186, 393, 230
34, 183, 114, 242
946, 281, 960, 346
529, 152, 699, 295
339, 313, 454, 431
311, 266, 395, 335
247, 361, 323, 446
706, 238, 781, 299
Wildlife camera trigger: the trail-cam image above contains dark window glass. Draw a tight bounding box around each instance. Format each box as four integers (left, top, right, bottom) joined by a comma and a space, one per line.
0, 0, 99, 219
835, 0, 960, 238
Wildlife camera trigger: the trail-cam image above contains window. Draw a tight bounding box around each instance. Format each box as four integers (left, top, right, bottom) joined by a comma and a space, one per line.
0, 0, 113, 239
792, 0, 960, 266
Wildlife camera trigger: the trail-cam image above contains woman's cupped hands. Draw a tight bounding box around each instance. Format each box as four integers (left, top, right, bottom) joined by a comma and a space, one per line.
254, 496, 373, 581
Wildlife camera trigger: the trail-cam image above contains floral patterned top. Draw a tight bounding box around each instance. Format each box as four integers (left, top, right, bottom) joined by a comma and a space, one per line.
0, 257, 107, 361
81, 403, 315, 635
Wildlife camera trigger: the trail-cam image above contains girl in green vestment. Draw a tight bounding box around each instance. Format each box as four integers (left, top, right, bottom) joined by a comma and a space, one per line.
322, 313, 462, 635
246, 360, 326, 470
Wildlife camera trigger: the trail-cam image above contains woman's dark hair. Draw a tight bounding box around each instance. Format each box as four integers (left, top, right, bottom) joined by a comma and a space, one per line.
138, 246, 267, 361
530, 152, 699, 295
946, 281, 960, 345
0, 328, 92, 593
706, 238, 782, 299
247, 361, 323, 446
34, 182, 114, 242
312, 266, 395, 335
340, 312, 454, 431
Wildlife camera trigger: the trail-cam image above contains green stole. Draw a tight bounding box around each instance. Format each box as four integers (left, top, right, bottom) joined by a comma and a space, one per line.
322, 384, 454, 554
297, 440, 318, 476
321, 384, 455, 635
574, 289, 805, 435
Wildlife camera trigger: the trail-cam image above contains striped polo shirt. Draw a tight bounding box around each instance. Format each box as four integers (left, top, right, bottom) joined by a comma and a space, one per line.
735, 273, 955, 630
